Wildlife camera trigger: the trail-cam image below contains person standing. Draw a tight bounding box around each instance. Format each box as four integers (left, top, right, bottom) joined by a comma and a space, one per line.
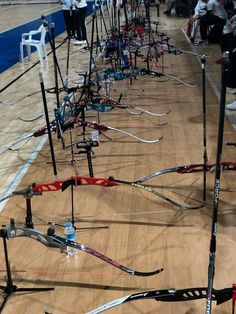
73, 0, 88, 45
62, 0, 76, 39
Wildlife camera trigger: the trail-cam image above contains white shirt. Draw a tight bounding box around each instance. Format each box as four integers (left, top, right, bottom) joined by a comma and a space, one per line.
194, 0, 208, 16
75, 0, 87, 8
62, 0, 76, 10
207, 0, 228, 20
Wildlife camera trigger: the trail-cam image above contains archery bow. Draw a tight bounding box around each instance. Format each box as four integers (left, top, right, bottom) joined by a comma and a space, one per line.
0, 173, 203, 210
4, 220, 163, 277
2, 162, 235, 207
64, 117, 164, 144
86, 286, 236, 313
0, 117, 163, 152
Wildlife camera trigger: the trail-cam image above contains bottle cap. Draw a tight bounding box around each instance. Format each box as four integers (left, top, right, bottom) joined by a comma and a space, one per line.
65, 221, 72, 228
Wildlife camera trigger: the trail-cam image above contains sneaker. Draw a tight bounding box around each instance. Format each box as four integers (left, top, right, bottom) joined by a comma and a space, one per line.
226, 101, 236, 110
190, 37, 194, 44
226, 87, 236, 94
163, 10, 171, 15
73, 40, 85, 45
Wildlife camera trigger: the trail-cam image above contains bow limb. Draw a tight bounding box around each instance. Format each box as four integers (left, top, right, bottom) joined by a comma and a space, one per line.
0, 133, 35, 154
137, 166, 183, 183
0, 90, 41, 106
126, 108, 143, 115
53, 234, 163, 276
18, 114, 44, 122
6, 224, 163, 277
130, 182, 203, 210
0, 119, 60, 154
0, 119, 67, 155
86, 287, 234, 313
137, 162, 236, 184
107, 126, 163, 143
126, 107, 171, 117
0, 193, 16, 203
86, 290, 175, 314
163, 73, 199, 88
80, 121, 163, 143
137, 164, 209, 183
135, 108, 171, 117
109, 178, 203, 210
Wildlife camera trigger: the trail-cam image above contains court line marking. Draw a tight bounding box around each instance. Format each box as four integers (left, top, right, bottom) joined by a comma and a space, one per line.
0, 136, 47, 212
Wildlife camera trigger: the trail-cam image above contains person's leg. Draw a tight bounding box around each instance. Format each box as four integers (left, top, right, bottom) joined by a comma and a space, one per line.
63, 10, 71, 37
80, 7, 87, 41
76, 7, 87, 41
199, 14, 209, 41
74, 10, 81, 40
163, 0, 174, 13
71, 11, 76, 37
190, 19, 200, 42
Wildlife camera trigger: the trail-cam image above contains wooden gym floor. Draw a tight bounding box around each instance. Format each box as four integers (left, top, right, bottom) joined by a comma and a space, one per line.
0, 2, 236, 313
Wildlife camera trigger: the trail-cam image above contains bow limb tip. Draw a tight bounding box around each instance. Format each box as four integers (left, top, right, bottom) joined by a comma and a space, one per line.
185, 203, 205, 210
133, 267, 164, 277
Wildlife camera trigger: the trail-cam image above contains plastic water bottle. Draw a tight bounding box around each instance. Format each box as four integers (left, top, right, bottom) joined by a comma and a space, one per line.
64, 221, 77, 256
91, 130, 100, 143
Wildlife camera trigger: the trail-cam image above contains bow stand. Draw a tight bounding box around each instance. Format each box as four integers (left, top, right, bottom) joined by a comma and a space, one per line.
39, 72, 58, 177
205, 51, 230, 314
0, 227, 53, 313
201, 55, 208, 202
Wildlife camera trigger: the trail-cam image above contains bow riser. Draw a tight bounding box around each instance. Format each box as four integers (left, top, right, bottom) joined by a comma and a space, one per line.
32, 177, 118, 193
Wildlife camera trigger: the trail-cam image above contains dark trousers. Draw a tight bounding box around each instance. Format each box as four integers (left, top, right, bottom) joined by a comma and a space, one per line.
199, 14, 225, 40
63, 10, 76, 37
75, 7, 87, 41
